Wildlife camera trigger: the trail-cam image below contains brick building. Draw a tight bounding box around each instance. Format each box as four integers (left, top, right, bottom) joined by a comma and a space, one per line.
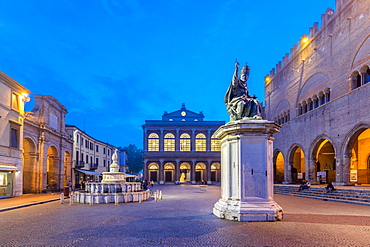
142, 104, 225, 185
264, 0, 370, 185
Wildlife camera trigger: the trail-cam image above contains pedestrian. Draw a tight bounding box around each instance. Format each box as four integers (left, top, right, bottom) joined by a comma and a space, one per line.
67, 181, 72, 192
326, 182, 335, 193
151, 181, 154, 187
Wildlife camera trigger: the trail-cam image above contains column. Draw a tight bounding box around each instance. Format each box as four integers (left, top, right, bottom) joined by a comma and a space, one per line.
143, 159, 148, 181
175, 159, 180, 184
191, 129, 196, 151
175, 129, 180, 151
283, 162, 294, 184
309, 159, 318, 184
159, 159, 164, 184
159, 128, 164, 151
191, 159, 196, 184
207, 129, 212, 151
206, 159, 212, 184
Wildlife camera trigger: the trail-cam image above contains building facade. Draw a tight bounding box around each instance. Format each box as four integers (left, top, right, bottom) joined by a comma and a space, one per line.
142, 104, 225, 184
23, 95, 73, 193
65, 125, 118, 188
0, 72, 30, 197
264, 0, 370, 185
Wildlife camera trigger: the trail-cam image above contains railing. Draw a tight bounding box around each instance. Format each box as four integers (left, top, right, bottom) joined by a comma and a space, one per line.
75, 161, 84, 168
90, 163, 98, 170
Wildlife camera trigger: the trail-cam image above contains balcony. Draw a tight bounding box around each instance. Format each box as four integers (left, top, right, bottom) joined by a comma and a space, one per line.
90, 163, 98, 171
75, 161, 85, 168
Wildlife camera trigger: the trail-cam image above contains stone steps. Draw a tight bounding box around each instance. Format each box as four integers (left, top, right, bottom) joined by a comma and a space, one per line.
274, 185, 370, 206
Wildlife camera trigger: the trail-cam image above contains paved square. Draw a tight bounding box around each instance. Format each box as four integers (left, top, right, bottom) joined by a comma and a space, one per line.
1, 185, 370, 246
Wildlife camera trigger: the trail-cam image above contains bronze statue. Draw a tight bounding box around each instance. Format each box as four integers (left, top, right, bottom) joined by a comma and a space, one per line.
224, 61, 262, 121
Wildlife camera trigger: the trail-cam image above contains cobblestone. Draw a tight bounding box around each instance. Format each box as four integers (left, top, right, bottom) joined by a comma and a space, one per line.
1, 185, 370, 246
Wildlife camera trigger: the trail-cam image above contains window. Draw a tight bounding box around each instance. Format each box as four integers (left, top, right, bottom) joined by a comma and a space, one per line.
9, 121, 21, 148
81, 137, 84, 144
90, 156, 93, 164
76, 134, 79, 143
11, 93, 20, 111
96, 145, 99, 152
108, 149, 111, 156
164, 133, 175, 151
103, 147, 106, 154
90, 142, 93, 150
180, 133, 191, 151
76, 151, 79, 163
85, 140, 88, 148
10, 128, 19, 148
103, 159, 106, 167
364, 68, 370, 84
211, 134, 221, 151
96, 158, 99, 166
148, 133, 159, 151
196, 133, 207, 151
81, 153, 84, 162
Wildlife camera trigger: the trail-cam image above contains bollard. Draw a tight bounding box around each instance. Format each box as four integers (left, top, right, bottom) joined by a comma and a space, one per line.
60, 193, 64, 204
69, 192, 73, 205
115, 193, 118, 206
90, 193, 93, 206
159, 190, 162, 200
139, 193, 142, 203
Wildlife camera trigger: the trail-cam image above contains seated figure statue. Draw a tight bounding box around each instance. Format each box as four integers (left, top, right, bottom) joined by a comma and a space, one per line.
224, 61, 262, 121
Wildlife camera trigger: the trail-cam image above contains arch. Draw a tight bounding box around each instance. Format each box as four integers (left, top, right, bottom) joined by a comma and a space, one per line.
164, 162, 175, 170
179, 162, 191, 183
180, 162, 191, 169
64, 151, 71, 186
148, 163, 159, 170
350, 71, 361, 89
311, 137, 337, 183
180, 133, 191, 151
164, 162, 174, 182
288, 144, 306, 184
296, 73, 329, 106
273, 149, 285, 184
196, 133, 206, 151
148, 133, 159, 151
23, 138, 37, 193
350, 34, 370, 70
148, 162, 159, 182
47, 145, 59, 192
195, 162, 206, 169
195, 162, 206, 182
211, 162, 221, 182
164, 133, 175, 151
343, 125, 370, 184
273, 100, 290, 118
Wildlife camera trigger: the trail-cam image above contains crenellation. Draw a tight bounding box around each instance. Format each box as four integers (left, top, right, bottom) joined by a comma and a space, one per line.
283, 53, 289, 65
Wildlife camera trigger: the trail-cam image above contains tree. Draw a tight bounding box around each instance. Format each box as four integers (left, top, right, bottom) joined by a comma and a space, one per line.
118, 144, 143, 173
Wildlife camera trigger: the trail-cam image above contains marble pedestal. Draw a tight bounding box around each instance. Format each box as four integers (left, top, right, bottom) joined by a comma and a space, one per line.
213, 120, 283, 222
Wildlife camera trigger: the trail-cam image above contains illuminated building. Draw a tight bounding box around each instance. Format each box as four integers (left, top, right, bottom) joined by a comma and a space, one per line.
142, 103, 225, 184
65, 125, 119, 188
264, 0, 370, 185
0, 72, 30, 197
23, 95, 73, 193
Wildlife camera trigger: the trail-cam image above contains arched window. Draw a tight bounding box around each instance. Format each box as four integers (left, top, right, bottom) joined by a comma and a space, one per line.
148, 133, 159, 151
351, 71, 361, 89
195, 162, 206, 169
148, 163, 159, 169
196, 133, 207, 151
364, 68, 370, 85
211, 134, 221, 151
180, 133, 191, 151
164, 133, 175, 151
164, 163, 175, 169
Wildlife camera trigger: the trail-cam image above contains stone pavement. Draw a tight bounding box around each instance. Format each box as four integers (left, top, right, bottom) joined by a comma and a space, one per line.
1, 185, 370, 246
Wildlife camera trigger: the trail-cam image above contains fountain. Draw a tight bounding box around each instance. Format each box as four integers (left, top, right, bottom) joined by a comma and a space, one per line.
73, 149, 150, 204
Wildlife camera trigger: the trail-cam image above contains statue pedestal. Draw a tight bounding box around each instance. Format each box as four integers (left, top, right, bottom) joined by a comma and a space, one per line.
213, 120, 283, 222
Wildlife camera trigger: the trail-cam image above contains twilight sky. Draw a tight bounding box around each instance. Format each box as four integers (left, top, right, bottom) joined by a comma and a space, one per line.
0, 0, 335, 148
